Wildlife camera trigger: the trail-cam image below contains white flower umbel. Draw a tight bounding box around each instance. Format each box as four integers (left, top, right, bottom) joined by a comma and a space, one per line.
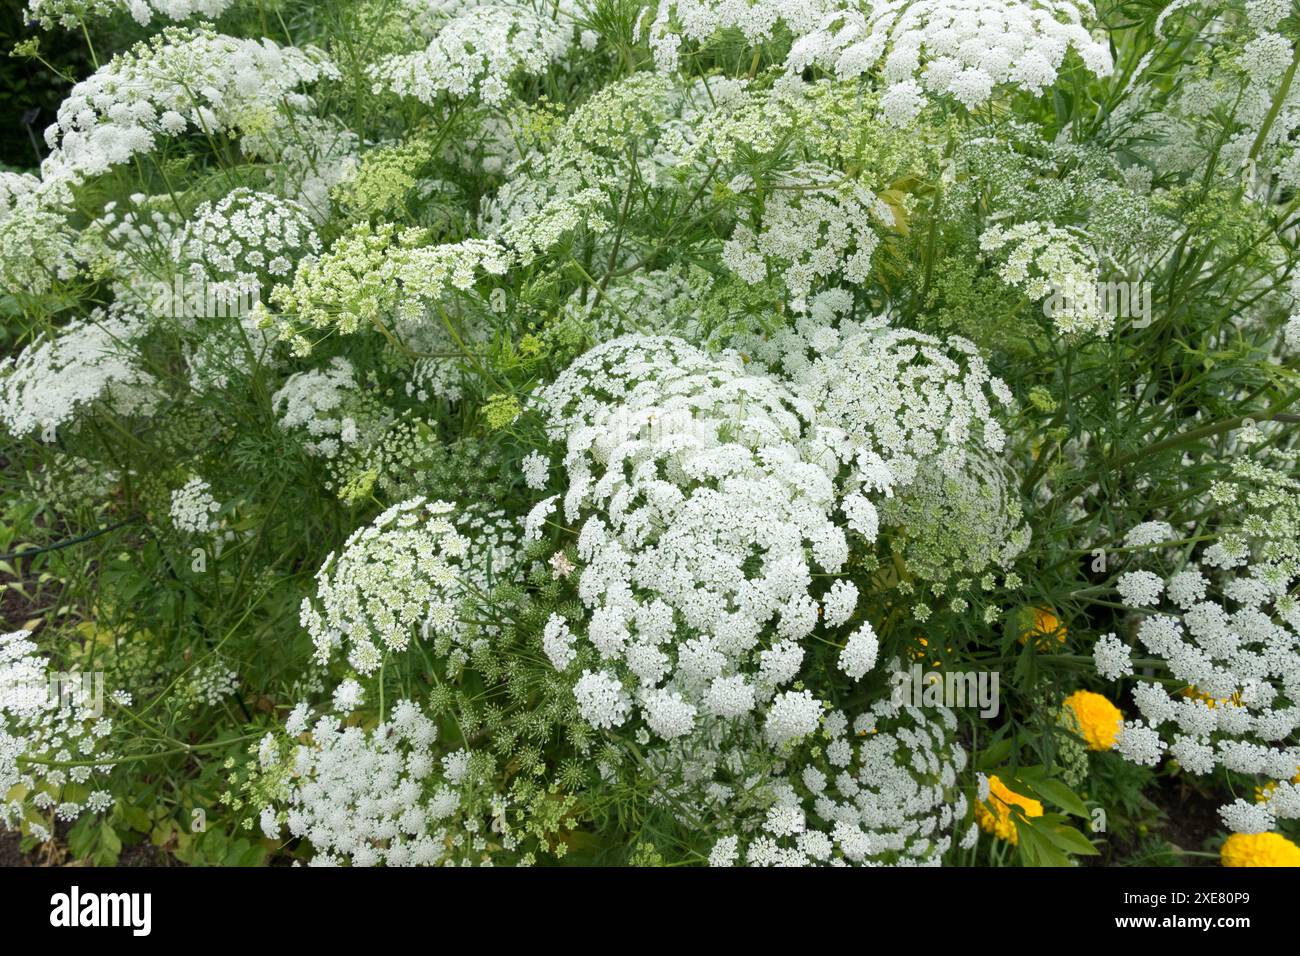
1, 630, 120, 837
709, 694, 969, 866
0, 173, 77, 298
798, 327, 1011, 488
788, 0, 1112, 121
171, 188, 322, 317
1092, 632, 1134, 681
573, 669, 632, 729
1124, 521, 1177, 548
649, 1, 1111, 124
1098, 519, 1300, 831
838, 622, 879, 680
272, 357, 371, 460
369, 3, 571, 108
41, 27, 337, 185
647, 0, 834, 73
522, 450, 550, 490
979, 220, 1110, 336
531, 333, 866, 739
300, 498, 471, 674
260, 697, 479, 866
797, 327, 1028, 584
0, 305, 156, 441
186, 657, 240, 707
26, 0, 235, 28
722, 165, 894, 312
169, 476, 222, 535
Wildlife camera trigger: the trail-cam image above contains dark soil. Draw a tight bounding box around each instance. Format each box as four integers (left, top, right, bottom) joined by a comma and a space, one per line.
1148, 778, 1224, 863
0, 827, 178, 867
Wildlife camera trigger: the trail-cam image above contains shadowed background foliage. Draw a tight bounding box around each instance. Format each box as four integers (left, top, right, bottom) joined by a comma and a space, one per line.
0, 9, 91, 171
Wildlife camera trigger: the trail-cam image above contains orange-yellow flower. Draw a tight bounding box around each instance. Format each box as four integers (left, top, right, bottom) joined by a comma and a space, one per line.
1180, 685, 1242, 709
909, 635, 949, 666
1018, 607, 1066, 651
1255, 768, 1300, 804
1220, 832, 1300, 867
974, 775, 1044, 845
1062, 690, 1123, 751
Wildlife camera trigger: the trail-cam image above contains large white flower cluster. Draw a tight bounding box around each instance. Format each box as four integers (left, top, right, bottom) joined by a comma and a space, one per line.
0, 173, 77, 298
369, 2, 572, 107
791, 0, 1112, 121
722, 167, 895, 312
1101, 525, 1300, 834
1, 631, 121, 841
645, 0, 837, 73
707, 694, 973, 866
648, 0, 1111, 123
979, 220, 1110, 336
257, 698, 467, 866
798, 327, 1012, 488
0, 306, 156, 441
799, 328, 1028, 589
25, 0, 235, 28
301, 498, 472, 674
272, 357, 372, 460
170, 188, 322, 315
41, 27, 337, 184
529, 334, 869, 742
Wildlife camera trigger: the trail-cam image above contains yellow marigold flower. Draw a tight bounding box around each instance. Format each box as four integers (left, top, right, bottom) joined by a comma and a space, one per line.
975, 775, 1044, 845
1018, 607, 1066, 651
1062, 690, 1123, 751
1220, 832, 1300, 867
